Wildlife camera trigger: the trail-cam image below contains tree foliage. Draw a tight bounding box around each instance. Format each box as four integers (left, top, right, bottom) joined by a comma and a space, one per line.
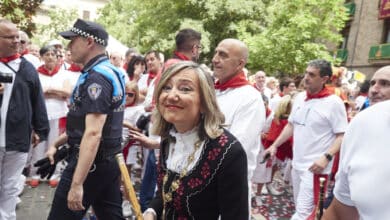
98, 0, 347, 75
33, 7, 78, 47
0, 0, 43, 35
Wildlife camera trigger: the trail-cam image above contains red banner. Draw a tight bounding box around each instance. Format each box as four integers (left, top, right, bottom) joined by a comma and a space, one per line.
379, 0, 390, 19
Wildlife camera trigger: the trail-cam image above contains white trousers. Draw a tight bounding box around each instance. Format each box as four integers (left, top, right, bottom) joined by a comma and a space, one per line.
0, 149, 28, 220
30, 119, 59, 178
291, 168, 314, 220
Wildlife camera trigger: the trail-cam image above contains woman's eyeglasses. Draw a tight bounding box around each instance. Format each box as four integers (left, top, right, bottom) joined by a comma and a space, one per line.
127, 92, 135, 97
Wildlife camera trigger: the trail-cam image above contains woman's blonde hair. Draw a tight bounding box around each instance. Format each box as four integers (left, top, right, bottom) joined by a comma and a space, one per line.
125, 81, 140, 104
273, 92, 297, 124
152, 61, 225, 140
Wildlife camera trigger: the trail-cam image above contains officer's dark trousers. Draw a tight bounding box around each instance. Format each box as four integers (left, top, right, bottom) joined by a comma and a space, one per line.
47, 155, 124, 220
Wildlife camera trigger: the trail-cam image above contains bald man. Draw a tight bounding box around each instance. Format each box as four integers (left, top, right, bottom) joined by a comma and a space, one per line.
368, 66, 390, 105
212, 39, 265, 216
253, 70, 272, 100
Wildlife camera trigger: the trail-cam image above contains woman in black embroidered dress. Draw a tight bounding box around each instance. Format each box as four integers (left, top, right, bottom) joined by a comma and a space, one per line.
143, 61, 248, 220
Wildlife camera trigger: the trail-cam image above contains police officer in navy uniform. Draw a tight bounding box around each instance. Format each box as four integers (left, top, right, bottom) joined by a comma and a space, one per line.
46, 19, 126, 220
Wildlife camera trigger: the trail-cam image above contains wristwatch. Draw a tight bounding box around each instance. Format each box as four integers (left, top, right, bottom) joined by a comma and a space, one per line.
324, 153, 333, 161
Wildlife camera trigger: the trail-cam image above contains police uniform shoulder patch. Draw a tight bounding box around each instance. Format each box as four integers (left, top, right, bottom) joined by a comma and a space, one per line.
88, 83, 102, 100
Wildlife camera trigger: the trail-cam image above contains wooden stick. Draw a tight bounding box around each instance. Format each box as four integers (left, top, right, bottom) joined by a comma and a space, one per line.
115, 153, 143, 220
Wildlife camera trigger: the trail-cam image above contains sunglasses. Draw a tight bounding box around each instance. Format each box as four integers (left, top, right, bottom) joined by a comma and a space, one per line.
127, 92, 135, 97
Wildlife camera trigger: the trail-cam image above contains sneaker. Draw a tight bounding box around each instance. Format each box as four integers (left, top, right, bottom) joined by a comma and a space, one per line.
49, 174, 60, 188
122, 200, 132, 217
266, 183, 284, 196
48, 179, 59, 188
29, 179, 40, 188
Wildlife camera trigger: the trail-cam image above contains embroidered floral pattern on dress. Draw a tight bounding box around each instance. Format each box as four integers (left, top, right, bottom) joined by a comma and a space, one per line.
187, 178, 203, 189
159, 130, 236, 219
200, 162, 211, 179
208, 148, 221, 160
218, 133, 228, 146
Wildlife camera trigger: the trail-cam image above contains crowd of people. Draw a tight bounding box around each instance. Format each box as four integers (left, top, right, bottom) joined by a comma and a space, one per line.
0, 17, 389, 220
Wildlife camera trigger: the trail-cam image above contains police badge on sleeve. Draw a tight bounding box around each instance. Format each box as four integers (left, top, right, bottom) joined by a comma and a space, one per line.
88, 83, 102, 100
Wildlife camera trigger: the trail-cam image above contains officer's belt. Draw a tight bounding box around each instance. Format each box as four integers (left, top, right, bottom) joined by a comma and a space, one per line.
69, 142, 121, 163
68, 137, 121, 147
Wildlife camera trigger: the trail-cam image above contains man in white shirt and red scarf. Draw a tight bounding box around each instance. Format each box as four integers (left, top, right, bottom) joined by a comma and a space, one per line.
0, 19, 49, 220
264, 59, 348, 220
212, 38, 265, 215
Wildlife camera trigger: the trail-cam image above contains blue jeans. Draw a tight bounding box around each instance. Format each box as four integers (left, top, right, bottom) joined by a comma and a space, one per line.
139, 149, 157, 212
48, 155, 124, 220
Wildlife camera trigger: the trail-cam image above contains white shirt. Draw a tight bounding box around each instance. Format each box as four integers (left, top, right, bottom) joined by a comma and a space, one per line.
23, 54, 41, 68
334, 100, 390, 220
288, 92, 348, 172
0, 59, 20, 147
138, 73, 149, 91
122, 105, 145, 143
38, 69, 70, 120
269, 93, 282, 111
216, 85, 265, 180
167, 128, 204, 173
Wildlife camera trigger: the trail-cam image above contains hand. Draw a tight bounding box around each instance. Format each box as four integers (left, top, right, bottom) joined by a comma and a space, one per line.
129, 130, 149, 147
46, 145, 57, 165
308, 156, 329, 174
67, 183, 85, 211
263, 144, 277, 160
31, 132, 40, 147
0, 83, 4, 94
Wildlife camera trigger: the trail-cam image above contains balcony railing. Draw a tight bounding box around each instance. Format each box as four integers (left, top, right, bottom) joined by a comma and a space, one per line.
369, 44, 390, 61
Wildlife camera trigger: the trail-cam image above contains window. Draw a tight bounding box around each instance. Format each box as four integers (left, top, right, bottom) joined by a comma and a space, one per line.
383, 19, 390, 43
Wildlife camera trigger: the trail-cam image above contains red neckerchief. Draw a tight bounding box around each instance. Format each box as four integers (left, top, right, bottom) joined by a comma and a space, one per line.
0, 54, 20, 63
147, 71, 157, 86
265, 107, 272, 118
125, 101, 136, 107
215, 71, 249, 91
279, 92, 284, 97
173, 51, 190, 61
21, 50, 29, 56
123, 62, 128, 71
305, 87, 332, 101
360, 93, 368, 97
37, 64, 61, 77
67, 63, 82, 72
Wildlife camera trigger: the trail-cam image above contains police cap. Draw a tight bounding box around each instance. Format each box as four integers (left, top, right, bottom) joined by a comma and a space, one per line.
58, 18, 108, 46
